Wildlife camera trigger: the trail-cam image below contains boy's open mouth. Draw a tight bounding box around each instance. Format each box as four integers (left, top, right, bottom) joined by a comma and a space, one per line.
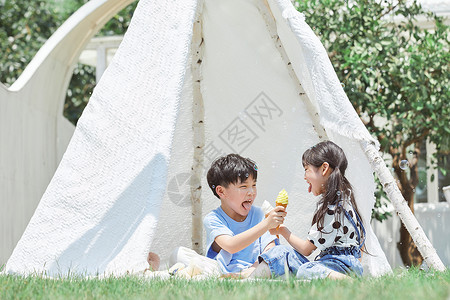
242, 200, 252, 211
308, 182, 312, 193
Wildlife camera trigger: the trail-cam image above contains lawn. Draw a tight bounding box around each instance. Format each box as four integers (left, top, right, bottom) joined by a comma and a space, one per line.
0, 268, 449, 300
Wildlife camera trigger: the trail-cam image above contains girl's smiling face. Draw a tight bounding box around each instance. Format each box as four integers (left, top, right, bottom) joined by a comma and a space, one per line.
304, 163, 330, 196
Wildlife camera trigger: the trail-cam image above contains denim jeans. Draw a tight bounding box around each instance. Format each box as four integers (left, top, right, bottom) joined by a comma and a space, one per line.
259, 245, 363, 279
297, 246, 363, 279
259, 245, 309, 276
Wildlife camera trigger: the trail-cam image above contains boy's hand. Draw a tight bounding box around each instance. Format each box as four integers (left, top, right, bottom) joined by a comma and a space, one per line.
265, 206, 286, 230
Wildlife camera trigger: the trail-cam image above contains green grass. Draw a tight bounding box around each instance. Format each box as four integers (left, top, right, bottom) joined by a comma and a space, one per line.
0, 268, 449, 300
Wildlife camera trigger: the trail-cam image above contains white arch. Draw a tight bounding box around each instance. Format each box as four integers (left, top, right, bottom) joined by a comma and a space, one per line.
0, 0, 135, 264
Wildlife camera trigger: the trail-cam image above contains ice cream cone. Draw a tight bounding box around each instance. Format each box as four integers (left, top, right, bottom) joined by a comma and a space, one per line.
275, 189, 288, 235
275, 202, 288, 209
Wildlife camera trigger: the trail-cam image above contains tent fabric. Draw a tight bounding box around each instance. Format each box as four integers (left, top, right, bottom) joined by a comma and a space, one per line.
5, 0, 391, 277
5, 0, 199, 276
275, 1, 378, 145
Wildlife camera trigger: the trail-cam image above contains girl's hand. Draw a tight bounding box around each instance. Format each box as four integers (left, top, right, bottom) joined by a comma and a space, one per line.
265, 206, 286, 230
269, 224, 286, 235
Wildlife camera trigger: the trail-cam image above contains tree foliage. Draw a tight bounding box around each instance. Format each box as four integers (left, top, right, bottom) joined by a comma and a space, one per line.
0, 1, 59, 86
294, 0, 449, 267
0, 0, 137, 124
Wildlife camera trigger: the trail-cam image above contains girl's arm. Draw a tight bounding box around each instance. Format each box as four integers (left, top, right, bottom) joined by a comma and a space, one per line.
276, 225, 317, 256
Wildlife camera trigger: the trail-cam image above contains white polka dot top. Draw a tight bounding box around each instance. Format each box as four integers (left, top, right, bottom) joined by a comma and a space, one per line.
307, 201, 361, 251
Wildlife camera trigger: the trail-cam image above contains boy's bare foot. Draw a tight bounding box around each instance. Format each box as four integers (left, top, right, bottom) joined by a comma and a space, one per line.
147, 252, 160, 271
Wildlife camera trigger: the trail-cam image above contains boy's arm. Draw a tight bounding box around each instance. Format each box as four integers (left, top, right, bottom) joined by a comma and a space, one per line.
215, 207, 285, 254
275, 225, 316, 256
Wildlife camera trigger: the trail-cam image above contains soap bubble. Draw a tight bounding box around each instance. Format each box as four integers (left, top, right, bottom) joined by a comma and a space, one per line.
399, 160, 410, 170
238, 111, 249, 121
341, 82, 345, 88
253, 164, 258, 171
245, 173, 249, 178
212, 185, 215, 189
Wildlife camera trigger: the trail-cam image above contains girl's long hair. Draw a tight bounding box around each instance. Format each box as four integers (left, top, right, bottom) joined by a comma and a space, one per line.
302, 141, 366, 248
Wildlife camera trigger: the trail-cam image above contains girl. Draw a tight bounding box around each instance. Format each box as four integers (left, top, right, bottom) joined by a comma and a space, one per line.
257, 140, 366, 280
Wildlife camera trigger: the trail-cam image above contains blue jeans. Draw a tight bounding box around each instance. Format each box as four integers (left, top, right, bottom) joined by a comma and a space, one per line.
259, 245, 363, 279
259, 245, 309, 276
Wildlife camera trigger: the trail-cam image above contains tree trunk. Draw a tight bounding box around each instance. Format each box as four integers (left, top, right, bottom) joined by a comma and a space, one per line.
394, 145, 423, 267
397, 187, 423, 267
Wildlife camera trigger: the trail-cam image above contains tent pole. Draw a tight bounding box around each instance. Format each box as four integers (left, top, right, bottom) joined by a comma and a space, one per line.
361, 141, 446, 271
257, 0, 327, 140
190, 0, 205, 255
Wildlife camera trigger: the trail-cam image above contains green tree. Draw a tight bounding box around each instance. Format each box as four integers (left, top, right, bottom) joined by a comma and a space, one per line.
0, 1, 59, 86
294, 0, 450, 267
0, 0, 137, 124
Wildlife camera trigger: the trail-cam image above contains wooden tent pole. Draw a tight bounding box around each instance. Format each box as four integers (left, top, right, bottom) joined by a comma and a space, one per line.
191, 0, 205, 255
256, 0, 327, 140
362, 141, 446, 271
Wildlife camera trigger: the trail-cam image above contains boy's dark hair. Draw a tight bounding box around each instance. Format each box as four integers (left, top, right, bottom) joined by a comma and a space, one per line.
207, 154, 258, 199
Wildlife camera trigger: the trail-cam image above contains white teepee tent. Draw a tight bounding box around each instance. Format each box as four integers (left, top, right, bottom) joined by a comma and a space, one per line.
4, 0, 444, 277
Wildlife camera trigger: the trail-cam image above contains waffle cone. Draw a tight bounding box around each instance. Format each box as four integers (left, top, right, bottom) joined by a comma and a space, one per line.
275, 202, 287, 231
275, 202, 288, 209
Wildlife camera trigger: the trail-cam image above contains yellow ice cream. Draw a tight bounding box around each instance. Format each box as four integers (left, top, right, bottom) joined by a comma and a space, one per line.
275, 189, 289, 207
275, 189, 288, 233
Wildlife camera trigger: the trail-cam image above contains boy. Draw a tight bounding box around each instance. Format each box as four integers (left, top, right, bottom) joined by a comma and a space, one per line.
204, 154, 286, 276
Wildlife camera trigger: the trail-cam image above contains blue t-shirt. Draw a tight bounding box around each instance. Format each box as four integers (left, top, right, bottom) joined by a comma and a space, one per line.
203, 206, 277, 274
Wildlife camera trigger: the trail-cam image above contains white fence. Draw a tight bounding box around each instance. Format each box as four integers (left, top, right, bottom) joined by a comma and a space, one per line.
373, 202, 450, 268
